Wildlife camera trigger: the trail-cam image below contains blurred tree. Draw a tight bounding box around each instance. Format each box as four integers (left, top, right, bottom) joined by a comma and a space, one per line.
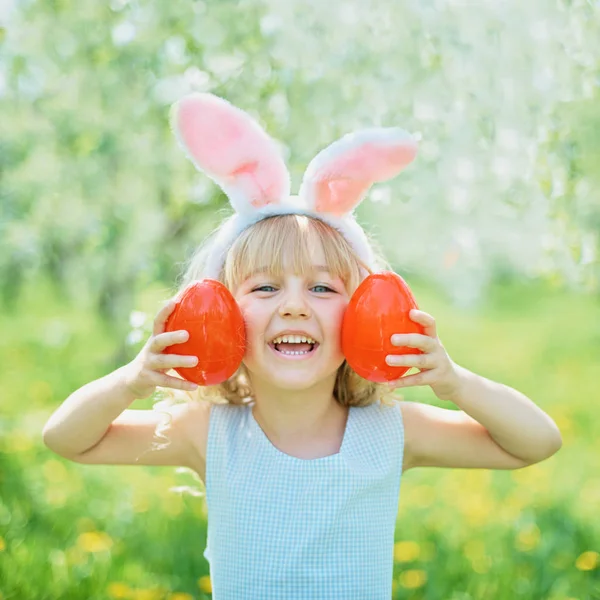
1, 0, 599, 350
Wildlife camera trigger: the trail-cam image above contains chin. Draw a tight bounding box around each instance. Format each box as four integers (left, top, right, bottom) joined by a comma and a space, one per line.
252, 368, 322, 390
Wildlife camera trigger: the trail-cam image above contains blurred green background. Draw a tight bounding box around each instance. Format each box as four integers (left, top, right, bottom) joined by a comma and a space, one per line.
1, 0, 599, 599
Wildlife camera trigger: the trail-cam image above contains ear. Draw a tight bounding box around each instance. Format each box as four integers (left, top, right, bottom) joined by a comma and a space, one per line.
171, 93, 291, 213
298, 128, 418, 216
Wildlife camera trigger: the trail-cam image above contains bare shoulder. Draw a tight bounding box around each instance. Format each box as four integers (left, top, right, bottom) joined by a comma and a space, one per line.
69, 397, 213, 483
398, 400, 461, 471
174, 399, 212, 483
397, 400, 419, 472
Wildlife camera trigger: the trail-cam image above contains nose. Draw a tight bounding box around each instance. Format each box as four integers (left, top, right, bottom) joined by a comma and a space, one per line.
278, 289, 311, 319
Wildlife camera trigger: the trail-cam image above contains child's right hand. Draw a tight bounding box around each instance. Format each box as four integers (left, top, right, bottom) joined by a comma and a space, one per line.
122, 299, 199, 399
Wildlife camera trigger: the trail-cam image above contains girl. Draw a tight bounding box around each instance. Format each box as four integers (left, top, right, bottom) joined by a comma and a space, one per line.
43, 94, 563, 600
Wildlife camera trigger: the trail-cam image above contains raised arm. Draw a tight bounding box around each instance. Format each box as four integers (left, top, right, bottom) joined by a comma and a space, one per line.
42, 301, 205, 471
407, 365, 562, 468
388, 310, 562, 471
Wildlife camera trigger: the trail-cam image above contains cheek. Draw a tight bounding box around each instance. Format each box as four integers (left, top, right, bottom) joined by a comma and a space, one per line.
238, 304, 268, 347
324, 302, 348, 341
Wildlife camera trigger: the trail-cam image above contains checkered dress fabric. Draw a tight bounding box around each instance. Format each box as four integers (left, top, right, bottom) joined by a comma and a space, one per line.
203, 399, 405, 599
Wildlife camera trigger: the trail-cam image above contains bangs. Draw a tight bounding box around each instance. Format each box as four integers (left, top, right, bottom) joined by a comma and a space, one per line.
223, 215, 365, 292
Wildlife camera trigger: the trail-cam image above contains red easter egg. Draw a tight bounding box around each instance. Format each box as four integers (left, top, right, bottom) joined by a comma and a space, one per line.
341, 272, 424, 383
164, 280, 246, 386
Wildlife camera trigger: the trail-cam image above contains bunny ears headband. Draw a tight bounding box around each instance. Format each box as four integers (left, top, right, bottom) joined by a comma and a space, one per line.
171, 93, 418, 279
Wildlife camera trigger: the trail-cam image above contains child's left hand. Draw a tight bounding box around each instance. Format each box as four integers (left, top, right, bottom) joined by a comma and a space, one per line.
385, 309, 463, 402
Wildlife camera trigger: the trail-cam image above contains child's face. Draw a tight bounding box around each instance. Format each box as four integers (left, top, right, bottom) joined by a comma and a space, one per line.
234, 245, 350, 393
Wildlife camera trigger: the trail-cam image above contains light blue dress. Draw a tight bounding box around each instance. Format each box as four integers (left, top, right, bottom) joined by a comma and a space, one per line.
203, 399, 405, 599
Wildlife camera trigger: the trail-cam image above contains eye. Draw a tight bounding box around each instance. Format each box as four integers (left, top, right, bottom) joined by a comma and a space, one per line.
252, 285, 277, 292
312, 285, 335, 293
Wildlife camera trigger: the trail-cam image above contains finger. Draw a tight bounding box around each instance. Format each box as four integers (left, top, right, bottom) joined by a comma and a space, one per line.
149, 330, 189, 353
390, 333, 437, 352
409, 309, 438, 338
155, 373, 199, 391
148, 353, 198, 371
388, 370, 436, 388
385, 353, 433, 369
153, 299, 178, 336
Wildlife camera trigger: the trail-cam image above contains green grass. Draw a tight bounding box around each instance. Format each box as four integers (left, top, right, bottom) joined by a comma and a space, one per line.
0, 278, 598, 599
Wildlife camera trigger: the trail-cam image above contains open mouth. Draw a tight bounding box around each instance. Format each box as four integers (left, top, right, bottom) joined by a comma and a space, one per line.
269, 334, 320, 357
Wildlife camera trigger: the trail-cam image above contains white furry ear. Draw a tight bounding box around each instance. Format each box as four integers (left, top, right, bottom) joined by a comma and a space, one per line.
298, 128, 418, 216
171, 93, 291, 214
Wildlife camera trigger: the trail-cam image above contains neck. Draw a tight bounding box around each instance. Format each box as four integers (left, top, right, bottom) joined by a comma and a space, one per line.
248, 372, 345, 444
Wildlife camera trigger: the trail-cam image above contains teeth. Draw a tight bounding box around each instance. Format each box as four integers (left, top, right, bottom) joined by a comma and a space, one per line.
272, 334, 316, 344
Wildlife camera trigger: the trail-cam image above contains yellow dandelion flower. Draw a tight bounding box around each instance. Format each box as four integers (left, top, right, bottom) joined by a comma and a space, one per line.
77, 531, 113, 553
399, 569, 427, 589
515, 524, 541, 552
168, 594, 195, 600
198, 575, 212, 593
575, 551, 599, 571
394, 540, 420, 562
107, 582, 132, 599
0, 536, 5, 551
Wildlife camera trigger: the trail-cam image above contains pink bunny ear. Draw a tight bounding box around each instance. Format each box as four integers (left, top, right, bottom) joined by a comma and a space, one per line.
298, 128, 418, 216
171, 93, 290, 212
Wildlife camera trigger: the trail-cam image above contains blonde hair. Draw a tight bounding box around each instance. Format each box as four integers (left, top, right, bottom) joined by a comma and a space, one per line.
173, 213, 395, 408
